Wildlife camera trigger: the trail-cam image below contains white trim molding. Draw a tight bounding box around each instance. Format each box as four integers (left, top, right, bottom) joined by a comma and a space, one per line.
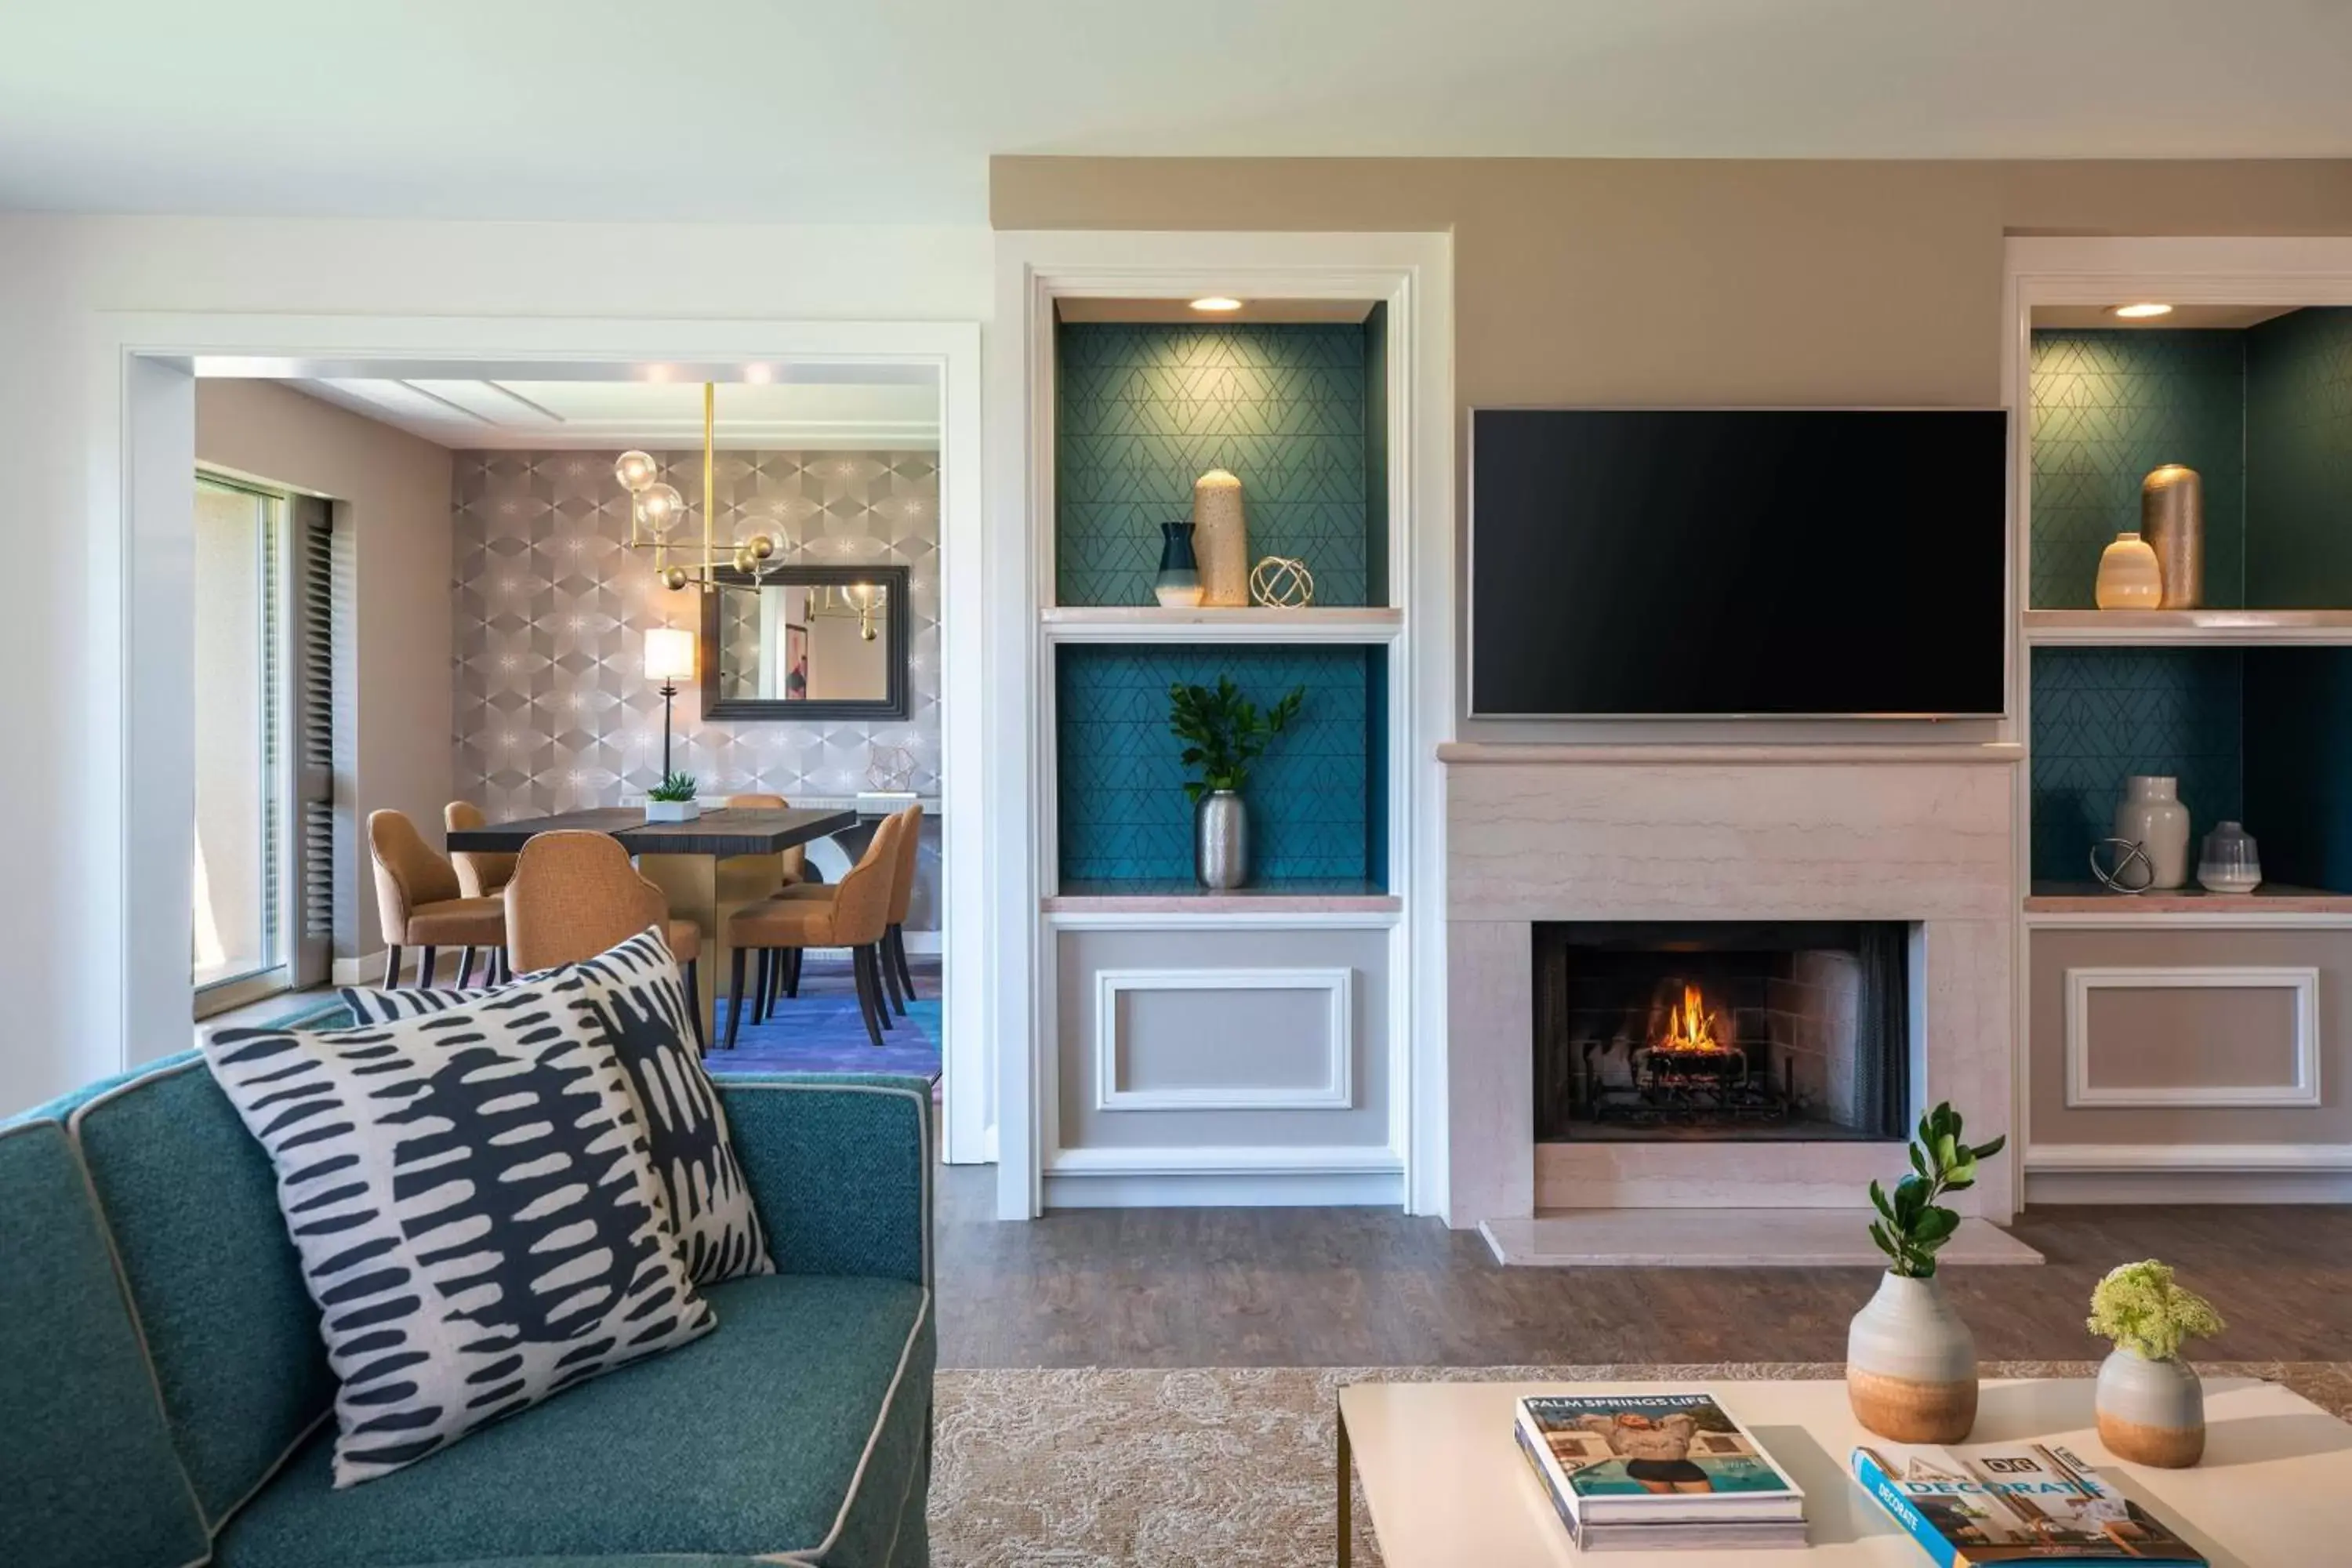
1094, 966, 1353, 1112
2025, 1142, 2352, 1205
2063, 965, 2321, 1108
1040, 1142, 1404, 1209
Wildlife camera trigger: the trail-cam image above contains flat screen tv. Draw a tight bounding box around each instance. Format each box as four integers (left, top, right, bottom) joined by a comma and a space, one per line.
1469, 408, 2009, 718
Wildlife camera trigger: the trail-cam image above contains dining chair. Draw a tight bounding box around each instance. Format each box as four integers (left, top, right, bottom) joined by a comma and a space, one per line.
443, 801, 518, 983
756, 805, 916, 1022
882, 802, 923, 1005
724, 792, 811, 1020
502, 829, 705, 1051
724, 809, 904, 1051
366, 809, 507, 989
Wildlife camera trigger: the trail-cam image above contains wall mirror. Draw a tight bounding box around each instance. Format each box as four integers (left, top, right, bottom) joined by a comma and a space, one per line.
700, 563, 911, 720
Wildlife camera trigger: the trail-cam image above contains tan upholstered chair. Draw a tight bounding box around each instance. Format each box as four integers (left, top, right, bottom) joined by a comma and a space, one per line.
725, 791, 812, 1021
724, 809, 905, 1051
881, 802, 923, 1007
367, 809, 506, 989
445, 801, 517, 901
501, 830, 705, 1050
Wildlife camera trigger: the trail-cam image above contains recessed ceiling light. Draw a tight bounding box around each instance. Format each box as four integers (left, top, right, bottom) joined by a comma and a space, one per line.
2110, 303, 2175, 319
1189, 296, 1243, 313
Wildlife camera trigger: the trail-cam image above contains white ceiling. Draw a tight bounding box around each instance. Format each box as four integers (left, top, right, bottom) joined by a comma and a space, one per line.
4, 2, 2350, 223
292, 377, 941, 450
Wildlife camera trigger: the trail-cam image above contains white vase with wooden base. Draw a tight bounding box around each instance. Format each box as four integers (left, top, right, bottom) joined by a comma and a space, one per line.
2096, 1348, 2206, 1468
1846, 1271, 1979, 1443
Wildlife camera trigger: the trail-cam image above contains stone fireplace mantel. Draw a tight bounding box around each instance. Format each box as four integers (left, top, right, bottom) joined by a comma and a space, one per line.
1443, 741, 2020, 1229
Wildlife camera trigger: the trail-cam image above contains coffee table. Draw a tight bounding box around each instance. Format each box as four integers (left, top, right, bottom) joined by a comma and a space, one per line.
1337, 1377, 2352, 1565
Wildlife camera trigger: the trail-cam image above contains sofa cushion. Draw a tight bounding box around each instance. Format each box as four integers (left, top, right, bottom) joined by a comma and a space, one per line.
216, 1273, 933, 1568
204, 985, 717, 1488
68, 1053, 336, 1528
0, 1117, 212, 1568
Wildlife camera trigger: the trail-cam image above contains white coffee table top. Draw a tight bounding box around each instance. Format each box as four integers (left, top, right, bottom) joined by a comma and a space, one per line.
1340, 1377, 2352, 1566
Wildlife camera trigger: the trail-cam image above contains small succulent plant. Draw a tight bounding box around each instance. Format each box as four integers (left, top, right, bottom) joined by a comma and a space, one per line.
2088, 1260, 2224, 1362
1867, 1102, 2006, 1279
648, 771, 699, 803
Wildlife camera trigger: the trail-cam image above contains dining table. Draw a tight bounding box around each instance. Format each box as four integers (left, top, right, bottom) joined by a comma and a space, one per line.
445, 804, 858, 1036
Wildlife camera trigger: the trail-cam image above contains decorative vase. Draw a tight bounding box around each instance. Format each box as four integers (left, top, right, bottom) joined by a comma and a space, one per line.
2096, 1348, 2205, 1468
2095, 533, 2163, 610
1153, 521, 1203, 608
2114, 775, 2190, 891
1847, 1272, 1979, 1443
644, 799, 701, 823
1192, 470, 1248, 607
2141, 464, 2205, 610
1194, 789, 1249, 890
2198, 820, 2263, 895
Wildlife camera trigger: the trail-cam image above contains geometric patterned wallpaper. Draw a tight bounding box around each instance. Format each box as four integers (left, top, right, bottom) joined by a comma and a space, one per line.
1055, 644, 1382, 886
2246, 307, 2352, 606
452, 449, 938, 818
1056, 323, 1373, 608
2029, 647, 2243, 883
2029, 329, 2247, 609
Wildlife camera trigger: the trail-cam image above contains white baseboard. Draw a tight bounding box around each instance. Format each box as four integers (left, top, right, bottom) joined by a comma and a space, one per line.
1040, 1144, 1403, 1208
902, 930, 942, 956
2024, 1142, 2352, 1204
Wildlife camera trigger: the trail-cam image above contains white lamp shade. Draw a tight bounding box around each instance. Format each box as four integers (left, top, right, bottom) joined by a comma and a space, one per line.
644, 626, 697, 682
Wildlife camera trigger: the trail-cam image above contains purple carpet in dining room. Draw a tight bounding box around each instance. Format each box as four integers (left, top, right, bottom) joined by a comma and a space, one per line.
705, 953, 942, 1080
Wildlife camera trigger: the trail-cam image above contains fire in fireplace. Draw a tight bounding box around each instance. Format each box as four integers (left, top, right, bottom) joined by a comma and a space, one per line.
1534, 921, 1912, 1143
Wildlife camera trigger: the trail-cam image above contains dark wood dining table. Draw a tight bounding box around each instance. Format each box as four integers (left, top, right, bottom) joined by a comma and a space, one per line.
447, 805, 858, 1032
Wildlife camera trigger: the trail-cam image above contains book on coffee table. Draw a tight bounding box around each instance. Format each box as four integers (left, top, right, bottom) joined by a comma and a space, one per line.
1851, 1440, 2209, 1566
1512, 1391, 1806, 1547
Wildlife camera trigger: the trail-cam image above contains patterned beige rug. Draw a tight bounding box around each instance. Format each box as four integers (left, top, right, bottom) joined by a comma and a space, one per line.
929, 1362, 2352, 1567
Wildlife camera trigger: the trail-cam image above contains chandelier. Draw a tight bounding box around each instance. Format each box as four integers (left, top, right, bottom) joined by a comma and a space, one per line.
804, 582, 888, 641
612, 382, 778, 593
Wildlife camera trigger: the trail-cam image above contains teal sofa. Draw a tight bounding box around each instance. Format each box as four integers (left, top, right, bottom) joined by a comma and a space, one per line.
2, 1056, 935, 1568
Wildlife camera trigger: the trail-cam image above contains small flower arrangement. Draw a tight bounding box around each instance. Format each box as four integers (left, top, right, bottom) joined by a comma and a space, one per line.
1867, 1102, 2005, 1279
648, 771, 698, 803
2087, 1260, 2224, 1363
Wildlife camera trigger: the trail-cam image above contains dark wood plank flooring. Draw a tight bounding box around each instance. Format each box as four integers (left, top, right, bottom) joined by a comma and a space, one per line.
935, 1168, 2352, 1367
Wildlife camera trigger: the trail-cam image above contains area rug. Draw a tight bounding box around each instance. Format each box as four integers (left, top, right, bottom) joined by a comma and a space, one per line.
927, 1362, 2352, 1567
704, 994, 942, 1076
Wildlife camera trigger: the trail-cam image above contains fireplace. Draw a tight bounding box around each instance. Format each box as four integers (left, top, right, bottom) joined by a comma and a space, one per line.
1535, 921, 1912, 1143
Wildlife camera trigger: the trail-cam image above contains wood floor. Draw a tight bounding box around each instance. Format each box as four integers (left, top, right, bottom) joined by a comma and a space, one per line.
935, 1167, 2352, 1368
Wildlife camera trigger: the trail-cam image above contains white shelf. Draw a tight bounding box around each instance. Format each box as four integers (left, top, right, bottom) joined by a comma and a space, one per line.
2024, 608, 2352, 646
1041, 605, 1403, 644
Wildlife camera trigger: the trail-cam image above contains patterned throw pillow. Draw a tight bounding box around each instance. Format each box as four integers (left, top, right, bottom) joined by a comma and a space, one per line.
339, 929, 773, 1284
202, 982, 715, 1487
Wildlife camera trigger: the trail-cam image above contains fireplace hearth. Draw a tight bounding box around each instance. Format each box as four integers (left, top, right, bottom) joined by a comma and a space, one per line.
1535, 921, 1911, 1143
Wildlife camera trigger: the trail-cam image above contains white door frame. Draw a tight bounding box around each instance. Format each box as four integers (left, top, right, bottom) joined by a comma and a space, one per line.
88, 313, 994, 1165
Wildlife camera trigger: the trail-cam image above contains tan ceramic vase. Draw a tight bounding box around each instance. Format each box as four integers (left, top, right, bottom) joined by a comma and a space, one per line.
2096, 1348, 2205, 1468
2095, 532, 2162, 609
1192, 469, 1248, 606
1847, 1272, 1979, 1443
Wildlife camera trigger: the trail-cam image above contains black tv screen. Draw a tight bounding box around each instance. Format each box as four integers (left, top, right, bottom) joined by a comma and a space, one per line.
1469, 408, 2009, 717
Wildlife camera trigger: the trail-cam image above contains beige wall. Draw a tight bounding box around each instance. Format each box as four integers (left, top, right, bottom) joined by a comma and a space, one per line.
993, 156, 2352, 729
196, 379, 455, 962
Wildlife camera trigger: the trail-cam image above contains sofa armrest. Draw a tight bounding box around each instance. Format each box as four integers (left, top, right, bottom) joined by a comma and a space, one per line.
713, 1073, 931, 1287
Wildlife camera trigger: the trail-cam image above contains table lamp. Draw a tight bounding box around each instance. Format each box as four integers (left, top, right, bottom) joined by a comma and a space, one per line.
644, 626, 696, 782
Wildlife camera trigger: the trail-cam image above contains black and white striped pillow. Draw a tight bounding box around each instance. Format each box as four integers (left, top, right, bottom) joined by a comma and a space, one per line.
202, 980, 715, 1487
339, 929, 773, 1284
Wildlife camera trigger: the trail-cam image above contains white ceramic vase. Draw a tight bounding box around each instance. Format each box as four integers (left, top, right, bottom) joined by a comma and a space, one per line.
2113, 775, 2190, 891
644, 799, 701, 823
1847, 1272, 1979, 1443
2096, 1348, 2205, 1468
2095, 533, 2163, 609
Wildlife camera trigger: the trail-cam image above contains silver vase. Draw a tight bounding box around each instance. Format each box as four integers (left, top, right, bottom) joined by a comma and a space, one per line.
1194, 789, 1249, 890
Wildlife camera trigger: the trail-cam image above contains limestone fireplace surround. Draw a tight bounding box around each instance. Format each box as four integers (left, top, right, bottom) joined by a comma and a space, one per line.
1443, 742, 2021, 1230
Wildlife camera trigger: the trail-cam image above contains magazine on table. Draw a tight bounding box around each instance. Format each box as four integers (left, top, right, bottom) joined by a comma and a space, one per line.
1850, 1440, 2208, 1566
1512, 1392, 1806, 1526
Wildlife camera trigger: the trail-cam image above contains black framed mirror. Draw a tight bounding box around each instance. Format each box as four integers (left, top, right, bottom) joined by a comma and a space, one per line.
699, 563, 911, 721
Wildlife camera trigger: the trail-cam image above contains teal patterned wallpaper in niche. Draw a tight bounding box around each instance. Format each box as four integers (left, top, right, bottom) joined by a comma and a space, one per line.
1057, 644, 1380, 884
2030, 330, 2245, 609
1057, 323, 1370, 607
2246, 307, 2352, 606
2031, 648, 2242, 883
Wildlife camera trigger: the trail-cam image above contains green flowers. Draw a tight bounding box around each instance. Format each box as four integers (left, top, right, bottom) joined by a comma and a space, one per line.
2088, 1260, 2225, 1363
648, 771, 699, 803
1867, 1102, 2007, 1279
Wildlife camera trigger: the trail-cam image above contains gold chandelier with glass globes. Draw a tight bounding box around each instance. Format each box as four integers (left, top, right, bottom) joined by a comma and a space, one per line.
612, 383, 778, 593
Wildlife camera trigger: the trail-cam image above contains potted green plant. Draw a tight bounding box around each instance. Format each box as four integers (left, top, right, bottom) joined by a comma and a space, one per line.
1167, 677, 1303, 890
645, 771, 701, 823
1846, 1103, 2006, 1443
2087, 1259, 2224, 1468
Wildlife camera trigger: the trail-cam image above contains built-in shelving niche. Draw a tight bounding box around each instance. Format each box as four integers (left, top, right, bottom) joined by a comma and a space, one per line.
1054, 642, 1389, 896
2031, 644, 2352, 897
2028, 308, 2352, 612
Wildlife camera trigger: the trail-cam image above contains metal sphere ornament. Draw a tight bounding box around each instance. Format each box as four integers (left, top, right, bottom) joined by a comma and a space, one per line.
659, 564, 691, 592
746, 532, 777, 561
1248, 555, 1316, 608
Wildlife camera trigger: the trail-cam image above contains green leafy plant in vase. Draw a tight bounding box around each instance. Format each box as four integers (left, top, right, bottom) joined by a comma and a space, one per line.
645, 771, 700, 822
2088, 1260, 2224, 1468
1167, 677, 1303, 890
1847, 1103, 2007, 1443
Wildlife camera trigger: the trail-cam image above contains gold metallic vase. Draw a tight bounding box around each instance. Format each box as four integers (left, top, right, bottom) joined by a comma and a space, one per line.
2140, 463, 2203, 609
